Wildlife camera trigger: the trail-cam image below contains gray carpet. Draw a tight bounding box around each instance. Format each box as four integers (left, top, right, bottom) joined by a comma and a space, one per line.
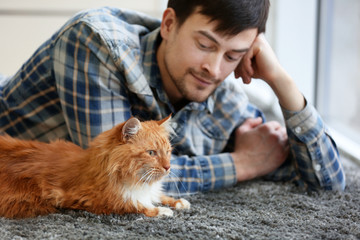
1, 158, 359, 240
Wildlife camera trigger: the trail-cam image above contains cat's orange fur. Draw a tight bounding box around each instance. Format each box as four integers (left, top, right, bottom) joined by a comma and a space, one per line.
0, 116, 190, 219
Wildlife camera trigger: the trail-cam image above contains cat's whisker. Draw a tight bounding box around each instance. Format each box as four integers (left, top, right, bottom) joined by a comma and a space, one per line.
140, 169, 152, 186
141, 168, 153, 181
154, 167, 163, 176
145, 169, 156, 184
135, 168, 153, 188
168, 170, 187, 197
167, 173, 181, 197
133, 169, 151, 190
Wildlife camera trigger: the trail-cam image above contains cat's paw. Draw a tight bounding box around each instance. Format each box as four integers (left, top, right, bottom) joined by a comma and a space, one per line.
157, 207, 173, 217
175, 198, 191, 210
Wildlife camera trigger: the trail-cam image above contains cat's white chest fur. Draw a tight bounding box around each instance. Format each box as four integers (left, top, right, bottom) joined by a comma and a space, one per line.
122, 181, 163, 209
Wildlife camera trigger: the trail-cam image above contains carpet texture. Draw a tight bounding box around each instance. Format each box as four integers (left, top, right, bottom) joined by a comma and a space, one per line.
1, 159, 359, 240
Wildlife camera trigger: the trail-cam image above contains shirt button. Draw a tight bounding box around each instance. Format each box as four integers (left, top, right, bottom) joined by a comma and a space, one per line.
314, 164, 321, 171
294, 126, 302, 134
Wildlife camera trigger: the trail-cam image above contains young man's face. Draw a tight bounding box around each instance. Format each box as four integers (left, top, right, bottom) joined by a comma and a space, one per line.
158, 8, 258, 105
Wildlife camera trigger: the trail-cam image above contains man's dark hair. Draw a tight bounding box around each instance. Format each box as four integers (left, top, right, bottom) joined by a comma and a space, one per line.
167, 0, 270, 36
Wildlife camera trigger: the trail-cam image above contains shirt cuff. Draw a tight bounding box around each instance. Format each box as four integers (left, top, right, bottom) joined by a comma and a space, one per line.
281, 101, 324, 144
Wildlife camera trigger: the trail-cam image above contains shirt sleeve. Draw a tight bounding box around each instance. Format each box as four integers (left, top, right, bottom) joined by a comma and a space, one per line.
265, 101, 346, 191
52, 21, 132, 148
163, 153, 237, 196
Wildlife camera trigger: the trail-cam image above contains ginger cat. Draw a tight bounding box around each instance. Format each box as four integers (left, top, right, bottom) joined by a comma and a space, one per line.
0, 116, 190, 219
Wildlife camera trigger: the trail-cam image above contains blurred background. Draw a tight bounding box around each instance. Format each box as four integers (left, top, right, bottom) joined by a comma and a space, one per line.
0, 0, 359, 162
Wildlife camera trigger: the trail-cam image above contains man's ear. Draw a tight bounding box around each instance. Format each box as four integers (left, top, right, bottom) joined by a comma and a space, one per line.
160, 8, 177, 40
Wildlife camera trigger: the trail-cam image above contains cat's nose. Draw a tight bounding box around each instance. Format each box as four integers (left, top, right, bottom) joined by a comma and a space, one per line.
163, 165, 170, 171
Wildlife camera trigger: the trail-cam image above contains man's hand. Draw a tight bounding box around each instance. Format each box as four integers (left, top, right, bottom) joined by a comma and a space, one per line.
231, 117, 289, 182
235, 34, 305, 112
235, 34, 282, 85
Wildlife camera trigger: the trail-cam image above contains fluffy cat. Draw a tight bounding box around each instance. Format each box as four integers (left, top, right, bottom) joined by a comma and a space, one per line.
0, 116, 190, 219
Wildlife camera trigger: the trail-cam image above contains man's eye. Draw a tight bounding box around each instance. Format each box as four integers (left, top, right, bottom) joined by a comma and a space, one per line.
226, 55, 236, 61
147, 150, 156, 156
226, 54, 243, 62
198, 41, 211, 50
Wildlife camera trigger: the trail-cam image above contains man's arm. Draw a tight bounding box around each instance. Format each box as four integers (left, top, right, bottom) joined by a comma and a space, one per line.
236, 34, 305, 112
163, 153, 237, 196
278, 103, 345, 190
233, 34, 345, 190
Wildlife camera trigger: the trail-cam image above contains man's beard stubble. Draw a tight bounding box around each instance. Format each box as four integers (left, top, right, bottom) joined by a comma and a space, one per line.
169, 67, 222, 103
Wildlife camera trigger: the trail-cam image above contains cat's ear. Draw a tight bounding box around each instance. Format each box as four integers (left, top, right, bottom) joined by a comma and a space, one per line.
157, 114, 175, 135
157, 114, 172, 126
122, 117, 142, 141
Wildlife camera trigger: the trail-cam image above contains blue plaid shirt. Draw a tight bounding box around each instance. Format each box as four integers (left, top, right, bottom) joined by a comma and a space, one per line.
0, 7, 345, 196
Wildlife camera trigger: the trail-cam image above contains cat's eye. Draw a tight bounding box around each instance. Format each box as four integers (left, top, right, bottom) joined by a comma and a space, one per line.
147, 150, 156, 156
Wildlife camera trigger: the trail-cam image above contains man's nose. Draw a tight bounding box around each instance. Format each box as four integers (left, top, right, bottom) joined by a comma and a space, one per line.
201, 53, 222, 78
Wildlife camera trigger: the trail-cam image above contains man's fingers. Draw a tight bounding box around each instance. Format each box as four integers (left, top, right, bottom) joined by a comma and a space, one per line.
235, 45, 255, 83
238, 117, 263, 134
262, 120, 282, 130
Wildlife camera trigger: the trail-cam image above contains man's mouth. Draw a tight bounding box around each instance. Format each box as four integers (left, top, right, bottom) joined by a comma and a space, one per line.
190, 72, 213, 87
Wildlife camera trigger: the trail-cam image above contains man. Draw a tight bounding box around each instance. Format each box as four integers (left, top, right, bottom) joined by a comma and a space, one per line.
0, 0, 345, 195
